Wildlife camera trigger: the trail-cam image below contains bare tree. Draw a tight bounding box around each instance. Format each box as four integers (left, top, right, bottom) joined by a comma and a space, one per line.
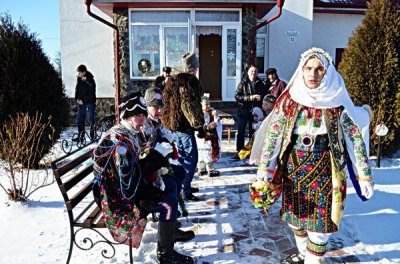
0, 112, 56, 202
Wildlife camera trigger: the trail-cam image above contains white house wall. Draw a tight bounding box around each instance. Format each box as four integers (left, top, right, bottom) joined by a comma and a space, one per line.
60, 0, 114, 98
266, 0, 364, 84
266, 0, 313, 83
312, 13, 363, 64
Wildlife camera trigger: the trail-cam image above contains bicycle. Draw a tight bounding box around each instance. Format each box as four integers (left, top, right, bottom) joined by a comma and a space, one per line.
61, 114, 116, 154
61, 123, 102, 154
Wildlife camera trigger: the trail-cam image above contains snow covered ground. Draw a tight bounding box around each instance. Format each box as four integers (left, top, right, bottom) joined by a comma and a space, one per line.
0, 129, 399, 264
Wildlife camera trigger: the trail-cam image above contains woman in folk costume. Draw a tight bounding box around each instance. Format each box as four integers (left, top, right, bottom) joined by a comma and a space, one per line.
252, 48, 374, 264
197, 95, 222, 177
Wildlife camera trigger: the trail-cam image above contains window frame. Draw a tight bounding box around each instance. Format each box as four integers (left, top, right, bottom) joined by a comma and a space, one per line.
129, 8, 241, 80
255, 33, 268, 78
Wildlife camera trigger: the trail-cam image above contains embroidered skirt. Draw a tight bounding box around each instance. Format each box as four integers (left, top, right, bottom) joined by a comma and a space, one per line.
281, 139, 338, 233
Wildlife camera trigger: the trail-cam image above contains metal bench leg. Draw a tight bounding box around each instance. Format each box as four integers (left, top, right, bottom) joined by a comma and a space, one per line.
66, 226, 74, 264
129, 238, 133, 264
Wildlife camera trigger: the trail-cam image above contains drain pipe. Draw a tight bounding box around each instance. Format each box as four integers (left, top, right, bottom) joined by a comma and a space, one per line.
84, 0, 121, 123
250, 0, 284, 66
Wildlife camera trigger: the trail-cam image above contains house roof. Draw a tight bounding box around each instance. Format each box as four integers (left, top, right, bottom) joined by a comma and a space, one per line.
314, 0, 400, 14
315, 0, 400, 7
91, 0, 277, 19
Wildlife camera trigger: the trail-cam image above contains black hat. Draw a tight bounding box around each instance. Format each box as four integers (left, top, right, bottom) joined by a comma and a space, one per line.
119, 92, 148, 119
263, 94, 277, 104
145, 87, 165, 107
162, 66, 172, 73
266, 68, 277, 75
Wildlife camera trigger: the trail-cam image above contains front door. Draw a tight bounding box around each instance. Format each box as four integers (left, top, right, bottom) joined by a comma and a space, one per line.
199, 34, 222, 99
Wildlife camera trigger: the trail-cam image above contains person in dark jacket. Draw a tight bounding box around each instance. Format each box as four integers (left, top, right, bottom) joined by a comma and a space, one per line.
234, 66, 267, 154
266, 67, 287, 98
75, 64, 96, 140
155, 66, 172, 90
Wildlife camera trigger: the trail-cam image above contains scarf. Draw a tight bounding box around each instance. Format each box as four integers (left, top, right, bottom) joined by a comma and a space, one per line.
287, 53, 356, 122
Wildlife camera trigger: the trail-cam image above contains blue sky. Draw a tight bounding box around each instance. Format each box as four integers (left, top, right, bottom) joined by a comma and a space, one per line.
0, 0, 60, 63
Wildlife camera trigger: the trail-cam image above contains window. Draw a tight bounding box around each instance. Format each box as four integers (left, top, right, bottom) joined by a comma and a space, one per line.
131, 11, 190, 23
129, 9, 241, 79
131, 25, 161, 77
130, 11, 190, 78
195, 11, 240, 22
164, 27, 189, 69
256, 37, 266, 74
227, 29, 237, 77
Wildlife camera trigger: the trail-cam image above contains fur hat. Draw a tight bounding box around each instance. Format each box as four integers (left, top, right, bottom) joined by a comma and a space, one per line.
266, 68, 277, 75
145, 87, 164, 107
263, 94, 277, 104
182, 52, 199, 72
119, 92, 148, 119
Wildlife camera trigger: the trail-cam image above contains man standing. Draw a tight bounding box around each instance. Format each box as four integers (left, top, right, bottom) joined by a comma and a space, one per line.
75, 64, 96, 141
155, 66, 172, 90
234, 66, 267, 154
265, 67, 286, 98
161, 52, 205, 201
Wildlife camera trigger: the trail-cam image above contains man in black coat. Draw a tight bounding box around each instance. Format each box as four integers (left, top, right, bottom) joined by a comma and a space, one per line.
234, 66, 267, 154
75, 64, 96, 140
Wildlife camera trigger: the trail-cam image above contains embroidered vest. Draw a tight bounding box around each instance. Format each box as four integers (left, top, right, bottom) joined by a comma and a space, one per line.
278, 99, 347, 170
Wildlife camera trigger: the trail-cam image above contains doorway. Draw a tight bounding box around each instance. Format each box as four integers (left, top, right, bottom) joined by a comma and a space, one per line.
199, 34, 222, 99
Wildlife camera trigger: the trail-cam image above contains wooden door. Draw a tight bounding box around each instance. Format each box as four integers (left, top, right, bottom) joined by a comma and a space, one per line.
199, 34, 222, 99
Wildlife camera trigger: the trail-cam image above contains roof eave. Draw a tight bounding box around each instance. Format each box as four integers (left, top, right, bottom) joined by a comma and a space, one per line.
91, 1, 276, 19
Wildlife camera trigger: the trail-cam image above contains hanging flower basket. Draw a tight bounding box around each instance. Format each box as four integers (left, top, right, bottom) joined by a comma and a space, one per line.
138, 59, 152, 75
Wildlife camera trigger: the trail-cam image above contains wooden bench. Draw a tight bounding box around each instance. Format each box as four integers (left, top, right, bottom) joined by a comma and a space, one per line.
52, 145, 134, 264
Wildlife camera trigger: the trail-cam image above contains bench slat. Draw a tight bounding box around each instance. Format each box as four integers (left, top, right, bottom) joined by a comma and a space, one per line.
66, 181, 93, 210
60, 165, 94, 194
82, 206, 103, 228
55, 149, 93, 178
96, 217, 106, 228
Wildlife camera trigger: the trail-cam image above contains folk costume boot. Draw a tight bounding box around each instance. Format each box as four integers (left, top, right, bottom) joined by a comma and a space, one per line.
157, 221, 194, 264
174, 226, 195, 242
305, 239, 328, 264
281, 226, 307, 264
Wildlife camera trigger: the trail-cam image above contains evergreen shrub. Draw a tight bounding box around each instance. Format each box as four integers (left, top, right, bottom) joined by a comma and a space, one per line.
0, 14, 69, 166
339, 0, 400, 156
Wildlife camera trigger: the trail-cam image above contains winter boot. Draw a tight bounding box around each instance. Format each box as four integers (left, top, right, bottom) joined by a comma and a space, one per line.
174, 226, 195, 242
157, 221, 194, 264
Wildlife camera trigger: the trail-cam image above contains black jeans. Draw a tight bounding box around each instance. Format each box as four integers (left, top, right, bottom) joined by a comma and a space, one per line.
236, 107, 254, 152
